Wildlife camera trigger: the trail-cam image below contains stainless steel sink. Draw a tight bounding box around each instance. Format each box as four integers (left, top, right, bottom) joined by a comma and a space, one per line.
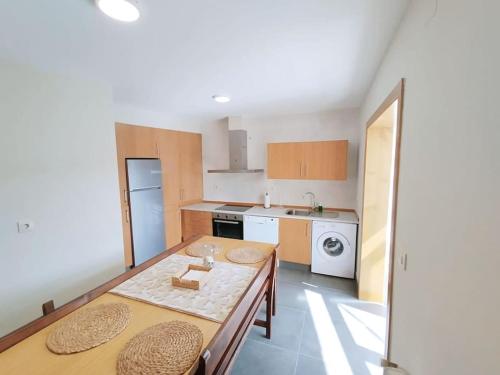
286, 209, 340, 219
285, 209, 312, 217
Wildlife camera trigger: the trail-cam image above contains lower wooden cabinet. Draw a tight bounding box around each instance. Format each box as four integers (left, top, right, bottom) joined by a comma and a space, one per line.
165, 208, 182, 249
278, 218, 312, 265
181, 210, 213, 241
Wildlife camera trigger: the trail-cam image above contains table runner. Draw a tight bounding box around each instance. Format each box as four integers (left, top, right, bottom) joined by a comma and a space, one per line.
110, 254, 258, 322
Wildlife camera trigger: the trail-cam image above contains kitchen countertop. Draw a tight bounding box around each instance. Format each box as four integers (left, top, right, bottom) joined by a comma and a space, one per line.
181, 202, 358, 224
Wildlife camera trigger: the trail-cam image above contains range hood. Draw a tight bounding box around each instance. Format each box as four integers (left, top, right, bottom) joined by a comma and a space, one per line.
207, 120, 264, 173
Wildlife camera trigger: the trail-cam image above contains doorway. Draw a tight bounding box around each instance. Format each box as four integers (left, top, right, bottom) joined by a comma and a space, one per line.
358, 80, 404, 360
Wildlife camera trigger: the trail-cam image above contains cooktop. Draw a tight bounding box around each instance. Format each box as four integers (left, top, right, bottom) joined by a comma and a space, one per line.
215, 205, 252, 212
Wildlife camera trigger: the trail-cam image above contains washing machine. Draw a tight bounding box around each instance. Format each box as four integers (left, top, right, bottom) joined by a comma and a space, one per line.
311, 220, 357, 279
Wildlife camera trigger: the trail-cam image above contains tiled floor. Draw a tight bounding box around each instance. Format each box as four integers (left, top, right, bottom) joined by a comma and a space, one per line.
231, 265, 386, 375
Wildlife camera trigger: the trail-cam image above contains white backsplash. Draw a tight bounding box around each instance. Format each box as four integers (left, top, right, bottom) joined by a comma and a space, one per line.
202, 109, 360, 209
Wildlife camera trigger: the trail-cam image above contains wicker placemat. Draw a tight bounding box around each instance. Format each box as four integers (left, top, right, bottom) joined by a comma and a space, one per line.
117, 321, 203, 375
226, 247, 266, 264
185, 242, 218, 258
46, 303, 131, 354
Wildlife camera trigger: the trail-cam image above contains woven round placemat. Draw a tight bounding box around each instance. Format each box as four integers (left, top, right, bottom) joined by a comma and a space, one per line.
117, 321, 203, 375
226, 247, 266, 264
46, 303, 131, 354
185, 242, 218, 258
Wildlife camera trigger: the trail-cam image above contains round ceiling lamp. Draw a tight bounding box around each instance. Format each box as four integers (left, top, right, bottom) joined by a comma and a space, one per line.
212, 95, 231, 103
95, 0, 140, 22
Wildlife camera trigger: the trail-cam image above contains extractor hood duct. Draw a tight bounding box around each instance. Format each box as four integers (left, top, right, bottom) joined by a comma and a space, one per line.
207, 119, 264, 173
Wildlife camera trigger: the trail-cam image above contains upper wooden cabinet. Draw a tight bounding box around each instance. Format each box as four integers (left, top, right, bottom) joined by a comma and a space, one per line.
157, 130, 203, 206
115, 123, 158, 158
178, 132, 203, 204
267, 140, 348, 180
156, 129, 181, 208
279, 218, 312, 265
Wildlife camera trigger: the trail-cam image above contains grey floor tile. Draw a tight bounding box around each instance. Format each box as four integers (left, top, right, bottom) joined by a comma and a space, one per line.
279, 261, 310, 272
279, 284, 356, 321
300, 314, 383, 374
248, 305, 305, 352
307, 273, 357, 294
278, 266, 356, 296
340, 301, 387, 318
274, 280, 310, 311
299, 314, 325, 359
295, 355, 327, 375
230, 339, 298, 375
296, 353, 382, 375
277, 266, 309, 284
232, 267, 385, 375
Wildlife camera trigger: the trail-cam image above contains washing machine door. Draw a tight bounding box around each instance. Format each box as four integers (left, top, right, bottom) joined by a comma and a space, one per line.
314, 231, 355, 278
322, 236, 346, 257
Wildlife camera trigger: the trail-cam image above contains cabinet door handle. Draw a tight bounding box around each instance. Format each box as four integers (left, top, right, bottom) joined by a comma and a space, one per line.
304, 163, 307, 177
123, 189, 128, 204
125, 208, 130, 223
299, 162, 303, 177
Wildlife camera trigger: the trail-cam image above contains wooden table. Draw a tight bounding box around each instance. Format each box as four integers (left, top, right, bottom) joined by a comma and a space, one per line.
0, 236, 277, 375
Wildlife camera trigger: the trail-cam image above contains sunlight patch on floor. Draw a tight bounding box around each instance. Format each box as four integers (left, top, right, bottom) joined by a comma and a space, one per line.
305, 289, 353, 375
338, 304, 385, 354
366, 361, 384, 375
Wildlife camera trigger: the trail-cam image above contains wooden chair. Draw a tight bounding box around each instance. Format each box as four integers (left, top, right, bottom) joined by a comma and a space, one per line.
42, 300, 55, 316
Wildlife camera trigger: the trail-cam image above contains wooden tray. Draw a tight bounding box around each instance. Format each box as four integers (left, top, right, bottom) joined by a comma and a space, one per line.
171, 264, 213, 290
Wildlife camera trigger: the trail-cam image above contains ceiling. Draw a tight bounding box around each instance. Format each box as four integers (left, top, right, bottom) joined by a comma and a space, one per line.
0, 0, 409, 118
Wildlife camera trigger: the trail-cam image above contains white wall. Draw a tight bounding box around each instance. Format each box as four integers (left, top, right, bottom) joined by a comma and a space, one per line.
0, 61, 124, 336
203, 109, 360, 209
357, 0, 500, 373
114, 104, 207, 134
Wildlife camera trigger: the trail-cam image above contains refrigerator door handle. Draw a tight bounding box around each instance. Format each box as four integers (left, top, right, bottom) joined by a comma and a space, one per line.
129, 186, 161, 192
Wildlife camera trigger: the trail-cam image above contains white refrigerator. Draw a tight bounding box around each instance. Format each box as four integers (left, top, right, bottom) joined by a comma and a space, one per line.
127, 159, 166, 266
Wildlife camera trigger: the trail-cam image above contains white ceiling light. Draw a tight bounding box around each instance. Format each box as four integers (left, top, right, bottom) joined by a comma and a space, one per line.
212, 95, 231, 103
95, 0, 140, 22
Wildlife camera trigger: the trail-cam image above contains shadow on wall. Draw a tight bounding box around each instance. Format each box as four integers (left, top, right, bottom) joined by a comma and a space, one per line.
0, 263, 124, 337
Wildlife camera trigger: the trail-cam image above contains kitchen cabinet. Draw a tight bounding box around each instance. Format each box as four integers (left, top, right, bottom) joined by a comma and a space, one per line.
267, 140, 348, 180
267, 142, 303, 179
115, 123, 158, 158
156, 129, 181, 208
278, 218, 312, 265
115, 123, 159, 266
165, 208, 182, 248
157, 130, 203, 206
178, 132, 203, 204
181, 210, 213, 240
115, 124, 203, 266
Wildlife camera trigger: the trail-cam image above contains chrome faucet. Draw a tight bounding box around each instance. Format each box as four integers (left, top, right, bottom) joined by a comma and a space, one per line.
303, 192, 316, 211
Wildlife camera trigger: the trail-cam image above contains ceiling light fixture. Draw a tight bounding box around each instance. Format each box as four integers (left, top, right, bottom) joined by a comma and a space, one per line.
212, 95, 231, 103
95, 0, 140, 22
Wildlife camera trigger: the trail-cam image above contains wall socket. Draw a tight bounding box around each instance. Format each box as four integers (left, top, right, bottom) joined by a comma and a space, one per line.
17, 220, 34, 233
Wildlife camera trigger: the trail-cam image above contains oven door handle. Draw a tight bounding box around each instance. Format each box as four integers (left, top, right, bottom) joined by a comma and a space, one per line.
213, 219, 241, 225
